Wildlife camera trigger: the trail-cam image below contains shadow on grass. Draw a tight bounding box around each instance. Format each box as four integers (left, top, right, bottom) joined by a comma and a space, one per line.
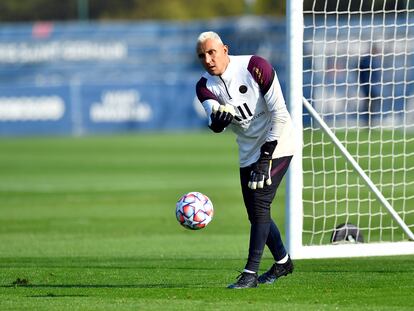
28, 293, 89, 298
0, 257, 241, 271
3, 283, 218, 289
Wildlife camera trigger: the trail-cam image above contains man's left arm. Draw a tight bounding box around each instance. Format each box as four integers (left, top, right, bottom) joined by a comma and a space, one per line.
247, 56, 289, 190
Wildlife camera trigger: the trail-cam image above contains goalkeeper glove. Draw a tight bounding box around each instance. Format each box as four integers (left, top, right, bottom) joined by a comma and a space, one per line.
209, 104, 235, 133
248, 140, 278, 190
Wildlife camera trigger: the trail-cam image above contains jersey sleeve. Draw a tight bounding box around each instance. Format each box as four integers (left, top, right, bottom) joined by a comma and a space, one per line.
248, 56, 289, 142
196, 77, 220, 126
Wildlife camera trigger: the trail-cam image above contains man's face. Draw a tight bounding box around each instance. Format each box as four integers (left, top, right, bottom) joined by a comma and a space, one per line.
197, 38, 229, 76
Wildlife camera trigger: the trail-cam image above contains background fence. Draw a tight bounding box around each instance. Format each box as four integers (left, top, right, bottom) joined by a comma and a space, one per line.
0, 17, 285, 136
0, 15, 413, 136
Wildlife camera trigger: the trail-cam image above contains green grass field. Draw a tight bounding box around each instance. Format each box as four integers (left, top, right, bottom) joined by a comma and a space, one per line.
1, 132, 413, 310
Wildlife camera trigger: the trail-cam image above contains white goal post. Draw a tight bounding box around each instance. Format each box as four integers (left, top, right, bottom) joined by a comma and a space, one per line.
286, 0, 414, 259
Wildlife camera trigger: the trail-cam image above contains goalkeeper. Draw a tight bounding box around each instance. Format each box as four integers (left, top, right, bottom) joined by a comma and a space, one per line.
195, 31, 296, 289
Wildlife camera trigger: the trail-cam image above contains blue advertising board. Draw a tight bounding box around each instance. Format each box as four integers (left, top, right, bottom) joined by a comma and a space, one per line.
0, 18, 288, 136
0, 84, 72, 135
0, 16, 412, 136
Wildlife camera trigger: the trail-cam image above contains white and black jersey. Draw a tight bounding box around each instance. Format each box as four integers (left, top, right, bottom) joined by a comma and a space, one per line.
196, 55, 296, 167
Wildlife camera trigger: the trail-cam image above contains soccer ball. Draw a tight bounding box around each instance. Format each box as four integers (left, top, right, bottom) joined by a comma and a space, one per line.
175, 192, 214, 230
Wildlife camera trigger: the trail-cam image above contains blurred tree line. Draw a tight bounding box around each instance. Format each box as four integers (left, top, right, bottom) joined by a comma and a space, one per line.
0, 0, 410, 22
0, 0, 283, 21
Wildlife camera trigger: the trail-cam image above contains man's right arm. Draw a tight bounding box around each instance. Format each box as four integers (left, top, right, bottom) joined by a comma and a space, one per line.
196, 77, 234, 133
208, 104, 234, 133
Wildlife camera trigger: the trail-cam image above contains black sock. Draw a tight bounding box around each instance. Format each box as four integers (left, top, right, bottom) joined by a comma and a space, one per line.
245, 222, 271, 272
266, 220, 287, 262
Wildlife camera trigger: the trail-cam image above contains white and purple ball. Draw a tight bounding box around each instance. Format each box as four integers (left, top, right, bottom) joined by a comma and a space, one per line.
176, 192, 214, 230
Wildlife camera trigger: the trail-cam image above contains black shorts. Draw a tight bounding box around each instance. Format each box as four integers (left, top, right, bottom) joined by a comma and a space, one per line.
240, 156, 292, 223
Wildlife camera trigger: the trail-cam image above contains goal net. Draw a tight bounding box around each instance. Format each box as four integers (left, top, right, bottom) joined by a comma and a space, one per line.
286, 0, 414, 258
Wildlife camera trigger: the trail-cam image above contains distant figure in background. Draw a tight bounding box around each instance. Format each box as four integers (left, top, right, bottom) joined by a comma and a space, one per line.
359, 44, 382, 127
195, 31, 296, 289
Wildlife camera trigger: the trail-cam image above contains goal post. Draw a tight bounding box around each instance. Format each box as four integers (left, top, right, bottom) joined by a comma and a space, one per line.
286, 0, 305, 258
286, 0, 414, 259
